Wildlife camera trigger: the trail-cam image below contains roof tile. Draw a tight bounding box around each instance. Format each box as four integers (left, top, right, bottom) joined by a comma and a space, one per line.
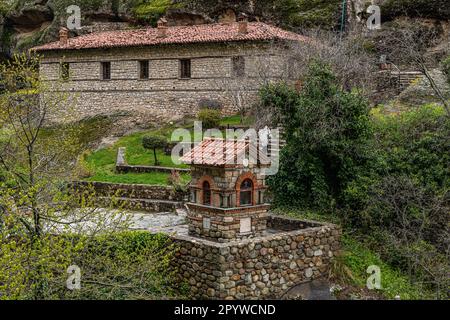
32, 22, 309, 52
180, 137, 270, 167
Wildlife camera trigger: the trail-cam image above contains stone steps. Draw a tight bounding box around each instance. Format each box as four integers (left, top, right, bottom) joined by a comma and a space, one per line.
391, 71, 423, 89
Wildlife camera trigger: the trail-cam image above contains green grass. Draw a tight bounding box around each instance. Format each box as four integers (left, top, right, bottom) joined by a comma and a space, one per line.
339, 235, 434, 300
85, 170, 191, 185
271, 206, 341, 224
84, 129, 190, 185
114, 131, 189, 168
272, 207, 433, 300
220, 114, 255, 126
82, 113, 255, 185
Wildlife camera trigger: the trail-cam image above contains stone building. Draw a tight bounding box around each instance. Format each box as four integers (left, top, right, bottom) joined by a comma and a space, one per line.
32, 19, 308, 123
180, 137, 270, 242
172, 137, 342, 299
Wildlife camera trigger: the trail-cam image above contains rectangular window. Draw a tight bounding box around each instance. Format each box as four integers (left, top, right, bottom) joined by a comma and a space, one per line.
180, 59, 191, 79
232, 56, 245, 77
139, 60, 149, 79
101, 61, 111, 80
60, 62, 70, 80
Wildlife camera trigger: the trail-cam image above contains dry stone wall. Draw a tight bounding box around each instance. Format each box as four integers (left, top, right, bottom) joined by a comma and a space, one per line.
70, 181, 187, 201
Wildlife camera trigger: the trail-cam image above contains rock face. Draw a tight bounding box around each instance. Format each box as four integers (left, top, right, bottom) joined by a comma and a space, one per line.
0, 0, 136, 55
7, 3, 53, 30
0, 0, 344, 55
2, 0, 448, 56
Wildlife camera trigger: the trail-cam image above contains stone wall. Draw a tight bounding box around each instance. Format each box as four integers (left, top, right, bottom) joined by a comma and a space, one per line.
171, 215, 341, 300
189, 165, 267, 208
70, 181, 187, 201
39, 42, 293, 123
187, 204, 270, 242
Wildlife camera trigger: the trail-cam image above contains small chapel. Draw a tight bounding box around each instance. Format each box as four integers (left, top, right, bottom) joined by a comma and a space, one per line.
180, 137, 271, 242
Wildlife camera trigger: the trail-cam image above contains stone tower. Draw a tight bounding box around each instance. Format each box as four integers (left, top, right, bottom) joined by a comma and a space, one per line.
180, 137, 270, 242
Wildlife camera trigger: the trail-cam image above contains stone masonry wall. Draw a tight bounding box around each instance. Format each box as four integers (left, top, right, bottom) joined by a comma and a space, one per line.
39, 42, 292, 123
189, 165, 267, 208
70, 181, 187, 201
187, 204, 270, 242
171, 216, 341, 300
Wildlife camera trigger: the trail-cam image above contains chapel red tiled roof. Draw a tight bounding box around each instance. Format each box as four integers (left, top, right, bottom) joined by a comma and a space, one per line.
32, 22, 309, 52
180, 137, 270, 167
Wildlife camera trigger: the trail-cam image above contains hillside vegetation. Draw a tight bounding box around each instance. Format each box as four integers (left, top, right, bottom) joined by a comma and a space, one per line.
2, 0, 449, 55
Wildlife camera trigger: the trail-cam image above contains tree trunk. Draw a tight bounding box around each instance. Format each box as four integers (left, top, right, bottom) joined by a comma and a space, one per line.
153, 148, 159, 166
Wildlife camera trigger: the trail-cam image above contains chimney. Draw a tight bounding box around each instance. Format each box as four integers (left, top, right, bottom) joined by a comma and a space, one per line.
238, 14, 248, 35
59, 27, 69, 45
157, 18, 168, 38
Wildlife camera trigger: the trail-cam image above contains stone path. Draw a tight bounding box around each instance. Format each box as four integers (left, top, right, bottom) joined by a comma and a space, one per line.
128, 208, 188, 233
46, 208, 188, 235
282, 279, 336, 300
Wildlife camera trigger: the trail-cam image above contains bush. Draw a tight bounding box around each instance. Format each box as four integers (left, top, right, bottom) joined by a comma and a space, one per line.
381, 0, 450, 21
167, 169, 181, 186
264, 61, 372, 210
0, 231, 184, 299
342, 104, 450, 296
142, 134, 167, 165
132, 0, 175, 25
197, 108, 221, 129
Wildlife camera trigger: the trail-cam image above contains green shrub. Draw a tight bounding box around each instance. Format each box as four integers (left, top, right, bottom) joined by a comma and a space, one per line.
142, 134, 167, 165
197, 108, 221, 129
264, 61, 372, 210
338, 235, 431, 299
0, 231, 184, 299
381, 0, 450, 21
341, 104, 450, 296
132, 0, 175, 25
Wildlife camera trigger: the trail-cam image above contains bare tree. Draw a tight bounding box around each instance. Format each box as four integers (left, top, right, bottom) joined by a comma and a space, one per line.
210, 40, 293, 125
0, 54, 140, 299
378, 23, 450, 115
367, 176, 450, 298
287, 29, 378, 94
252, 30, 378, 129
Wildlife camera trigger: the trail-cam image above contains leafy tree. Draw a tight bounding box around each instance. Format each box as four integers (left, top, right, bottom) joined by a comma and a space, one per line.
142, 134, 167, 165
262, 61, 372, 210
0, 54, 180, 300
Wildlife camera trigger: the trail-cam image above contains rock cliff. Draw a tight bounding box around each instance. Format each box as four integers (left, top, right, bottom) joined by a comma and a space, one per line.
1, 0, 449, 58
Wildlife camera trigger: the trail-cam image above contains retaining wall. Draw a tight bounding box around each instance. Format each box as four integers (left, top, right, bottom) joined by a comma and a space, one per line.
171, 215, 341, 300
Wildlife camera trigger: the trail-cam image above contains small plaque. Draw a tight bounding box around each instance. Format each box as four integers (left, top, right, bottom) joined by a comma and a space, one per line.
240, 217, 251, 234
203, 217, 211, 230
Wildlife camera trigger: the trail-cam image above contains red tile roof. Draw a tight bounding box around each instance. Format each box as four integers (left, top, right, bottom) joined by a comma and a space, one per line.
32, 22, 309, 52
180, 137, 270, 167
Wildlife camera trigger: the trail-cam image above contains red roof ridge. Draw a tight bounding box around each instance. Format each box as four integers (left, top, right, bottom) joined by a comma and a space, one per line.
31, 21, 309, 52
180, 136, 270, 167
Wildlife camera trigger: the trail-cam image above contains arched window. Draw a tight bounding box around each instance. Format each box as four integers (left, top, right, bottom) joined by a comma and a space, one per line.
203, 181, 211, 205
239, 179, 253, 206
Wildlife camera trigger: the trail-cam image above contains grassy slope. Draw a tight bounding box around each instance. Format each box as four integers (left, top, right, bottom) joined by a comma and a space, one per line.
339, 236, 431, 300
84, 130, 189, 185
83, 114, 249, 185
272, 208, 433, 300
